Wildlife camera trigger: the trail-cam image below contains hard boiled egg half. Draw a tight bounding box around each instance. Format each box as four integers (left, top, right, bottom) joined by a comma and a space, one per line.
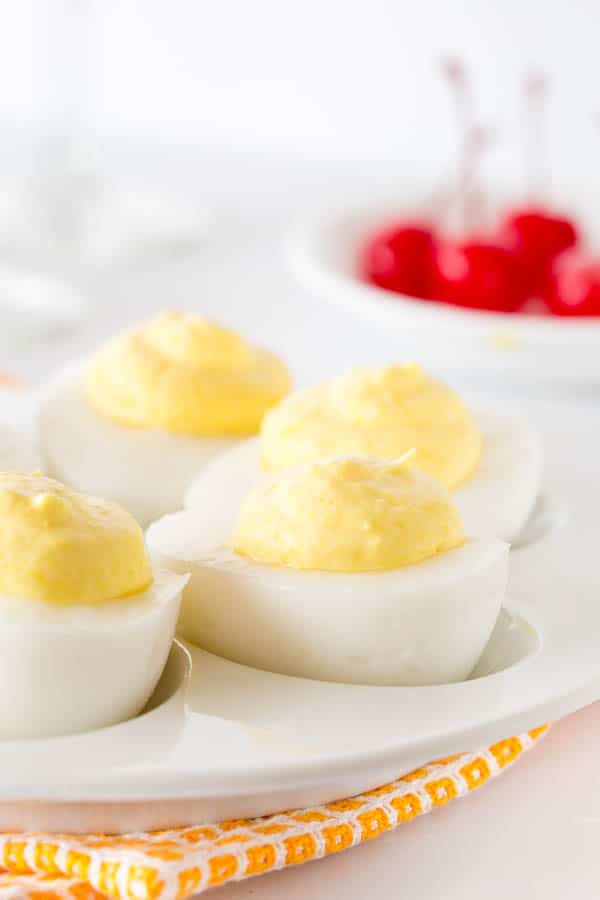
0, 472, 187, 738
185, 364, 542, 543
148, 456, 508, 685
38, 312, 292, 526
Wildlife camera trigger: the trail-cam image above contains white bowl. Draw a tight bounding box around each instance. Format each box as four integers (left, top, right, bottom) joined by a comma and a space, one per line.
286, 204, 600, 384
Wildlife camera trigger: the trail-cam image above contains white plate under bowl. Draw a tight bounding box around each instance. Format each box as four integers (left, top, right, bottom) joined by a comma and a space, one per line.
286, 204, 600, 384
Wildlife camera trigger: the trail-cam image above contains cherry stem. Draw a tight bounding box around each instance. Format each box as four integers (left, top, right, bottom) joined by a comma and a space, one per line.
441, 58, 490, 233
463, 126, 494, 231
441, 58, 473, 135
523, 71, 549, 202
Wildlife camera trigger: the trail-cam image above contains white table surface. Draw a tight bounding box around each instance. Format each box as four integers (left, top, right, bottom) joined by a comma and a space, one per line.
213, 703, 600, 900
3, 175, 600, 898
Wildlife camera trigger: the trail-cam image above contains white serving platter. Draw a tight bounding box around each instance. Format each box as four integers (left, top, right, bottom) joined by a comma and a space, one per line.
0, 475, 595, 835
285, 203, 600, 384
0, 398, 596, 835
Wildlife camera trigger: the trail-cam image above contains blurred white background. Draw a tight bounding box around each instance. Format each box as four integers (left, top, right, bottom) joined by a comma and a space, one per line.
1, 0, 599, 186
0, 0, 599, 395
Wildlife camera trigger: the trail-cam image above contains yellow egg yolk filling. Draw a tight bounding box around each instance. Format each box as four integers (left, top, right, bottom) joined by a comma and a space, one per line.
234, 455, 465, 572
260, 364, 481, 489
0, 472, 152, 605
85, 312, 292, 437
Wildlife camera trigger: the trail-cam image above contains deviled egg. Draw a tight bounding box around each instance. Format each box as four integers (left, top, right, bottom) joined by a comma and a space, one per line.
39, 312, 292, 525
148, 456, 508, 685
185, 364, 542, 542
0, 472, 186, 738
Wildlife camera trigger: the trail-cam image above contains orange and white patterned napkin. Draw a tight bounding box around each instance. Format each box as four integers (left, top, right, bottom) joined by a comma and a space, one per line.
0, 725, 548, 900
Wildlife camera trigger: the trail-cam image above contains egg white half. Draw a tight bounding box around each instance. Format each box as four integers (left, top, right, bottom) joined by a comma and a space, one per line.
0, 568, 187, 739
147, 509, 508, 686
184, 412, 543, 544
38, 364, 238, 526
455, 412, 543, 542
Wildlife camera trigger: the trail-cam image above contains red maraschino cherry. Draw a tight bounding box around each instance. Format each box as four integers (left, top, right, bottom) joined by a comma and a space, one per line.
433, 240, 527, 312
499, 207, 578, 296
360, 222, 437, 298
499, 74, 579, 297
544, 255, 600, 316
